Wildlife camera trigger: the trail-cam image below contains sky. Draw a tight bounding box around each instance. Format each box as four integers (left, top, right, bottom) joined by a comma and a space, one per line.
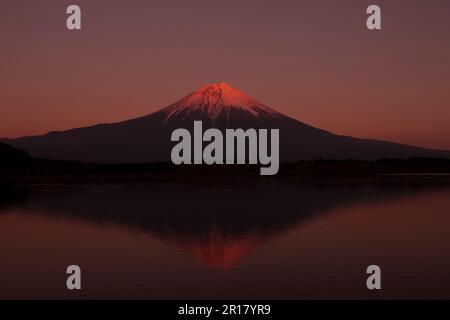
1, 0, 450, 150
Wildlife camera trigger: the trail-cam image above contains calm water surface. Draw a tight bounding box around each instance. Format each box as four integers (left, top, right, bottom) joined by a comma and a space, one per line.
1, 177, 450, 299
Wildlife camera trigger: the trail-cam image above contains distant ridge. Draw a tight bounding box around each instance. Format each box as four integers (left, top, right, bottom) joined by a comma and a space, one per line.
0, 142, 33, 175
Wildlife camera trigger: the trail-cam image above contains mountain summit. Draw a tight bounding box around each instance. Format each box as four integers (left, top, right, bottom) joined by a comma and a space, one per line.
162, 83, 280, 122
2, 83, 449, 163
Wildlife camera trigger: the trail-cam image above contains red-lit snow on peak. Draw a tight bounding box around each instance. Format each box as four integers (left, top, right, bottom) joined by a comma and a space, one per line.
163, 83, 281, 120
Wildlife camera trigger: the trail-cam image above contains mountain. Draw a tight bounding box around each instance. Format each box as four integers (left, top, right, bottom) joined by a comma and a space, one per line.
2, 83, 449, 163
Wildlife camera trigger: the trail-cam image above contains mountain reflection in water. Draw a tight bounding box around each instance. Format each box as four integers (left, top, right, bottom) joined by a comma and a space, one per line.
1, 177, 450, 299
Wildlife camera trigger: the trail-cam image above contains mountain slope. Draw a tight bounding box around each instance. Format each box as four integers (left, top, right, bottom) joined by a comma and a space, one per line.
2, 83, 449, 163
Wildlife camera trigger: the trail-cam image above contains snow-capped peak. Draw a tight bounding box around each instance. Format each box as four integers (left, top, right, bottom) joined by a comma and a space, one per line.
163, 83, 280, 120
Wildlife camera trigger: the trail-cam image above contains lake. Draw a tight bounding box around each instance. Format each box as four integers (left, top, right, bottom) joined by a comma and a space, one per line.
1, 177, 450, 299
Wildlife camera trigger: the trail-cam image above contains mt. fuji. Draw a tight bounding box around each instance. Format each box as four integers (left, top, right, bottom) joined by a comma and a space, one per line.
2, 83, 449, 163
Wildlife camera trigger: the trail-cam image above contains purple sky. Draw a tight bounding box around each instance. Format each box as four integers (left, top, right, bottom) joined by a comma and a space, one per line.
1, 0, 449, 149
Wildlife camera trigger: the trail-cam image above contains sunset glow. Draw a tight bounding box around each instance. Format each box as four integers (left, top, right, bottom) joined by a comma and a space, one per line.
1, 1, 449, 150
